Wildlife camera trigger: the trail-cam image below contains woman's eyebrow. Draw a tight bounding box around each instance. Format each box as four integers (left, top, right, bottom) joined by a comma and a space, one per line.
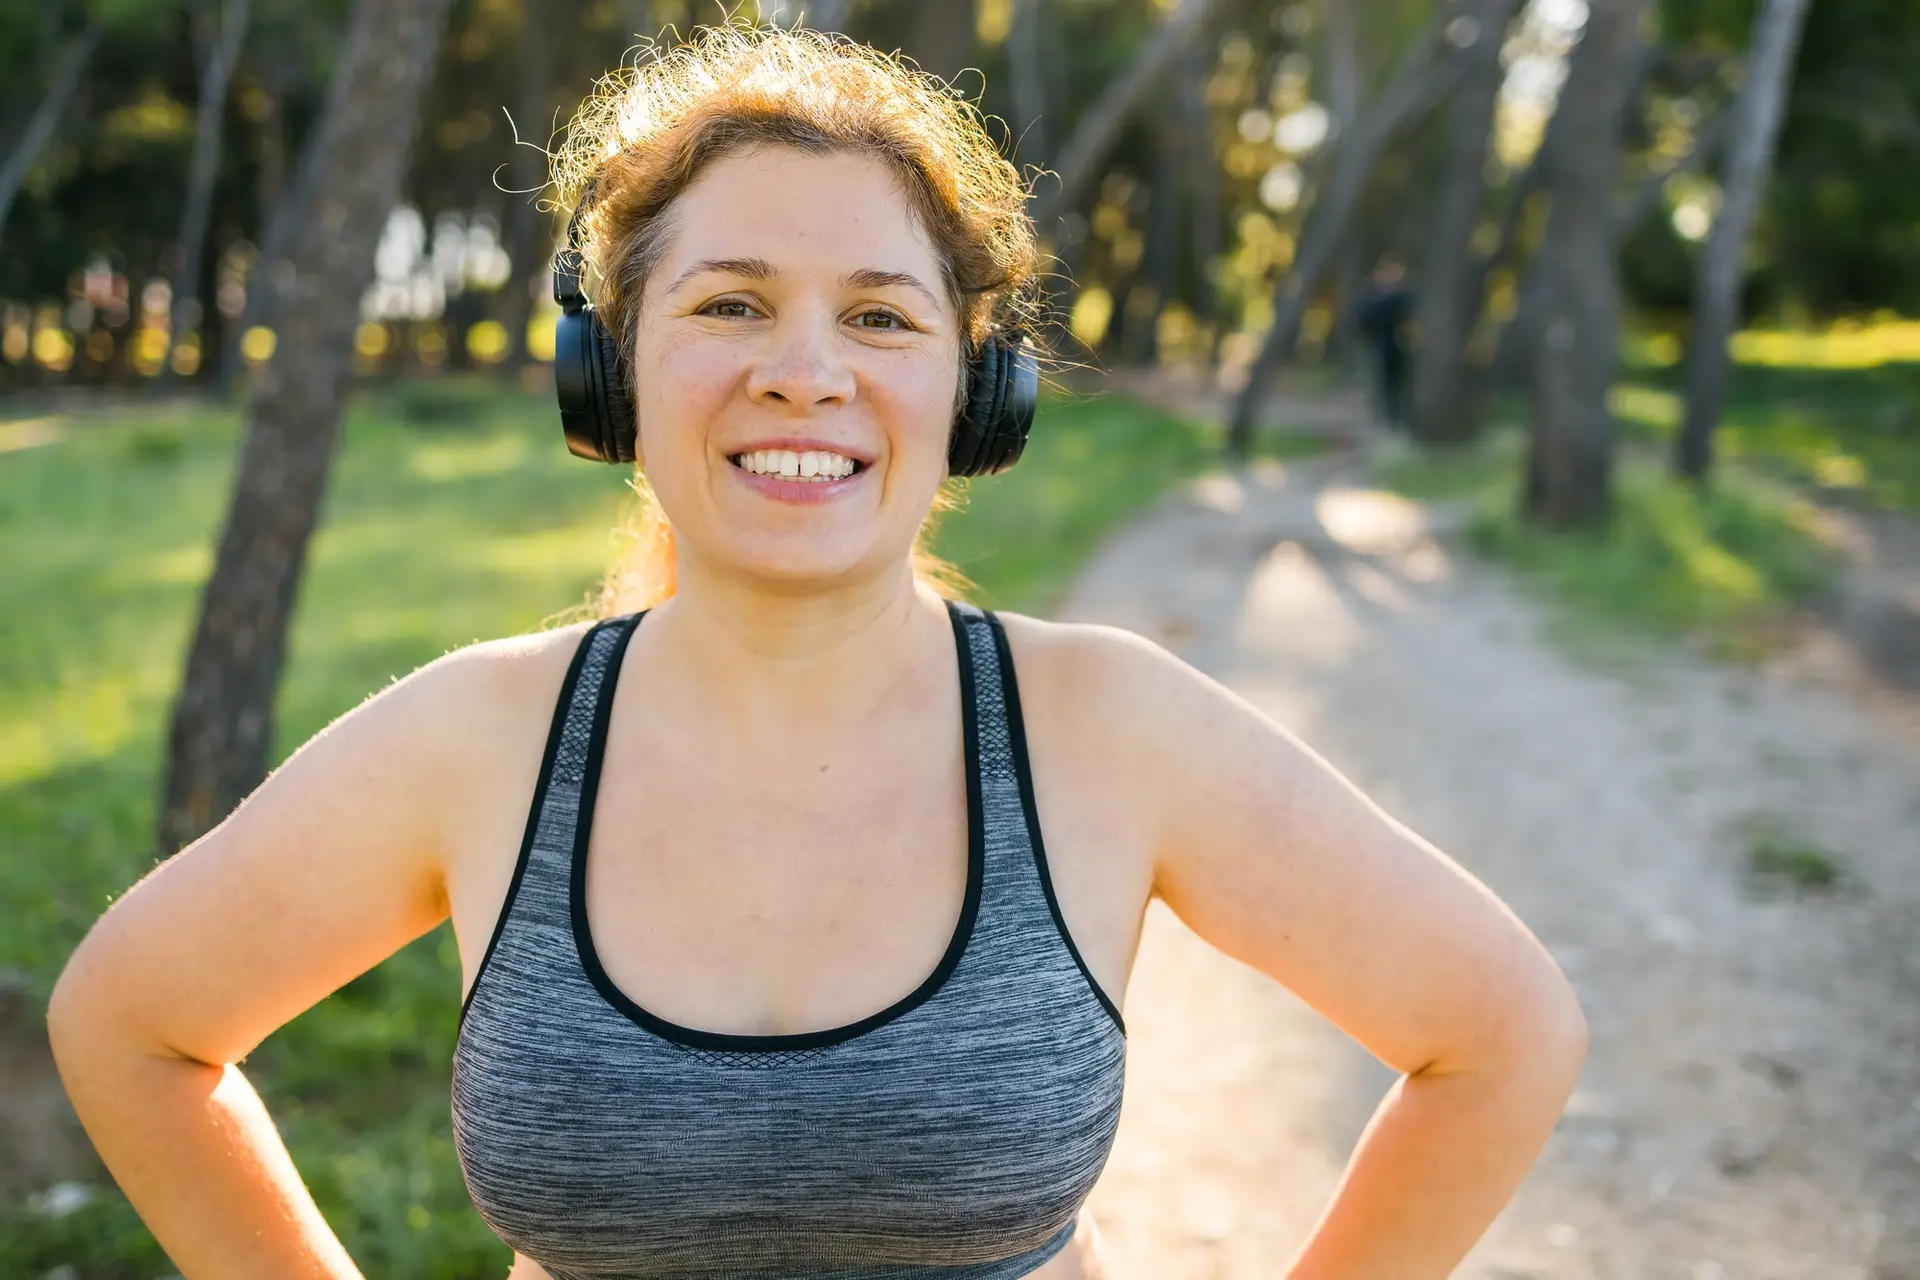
844, 268, 941, 310
666, 256, 777, 294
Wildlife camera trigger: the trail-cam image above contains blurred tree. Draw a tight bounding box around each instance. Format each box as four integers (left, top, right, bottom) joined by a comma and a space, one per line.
909, 0, 976, 83
1407, 0, 1519, 444
1522, 0, 1646, 528
167, 0, 254, 382
1008, 0, 1047, 165
498, 0, 556, 368
158, 0, 456, 853
1227, 4, 1467, 459
1675, 0, 1811, 481
0, 14, 104, 262
1177, 32, 1222, 357
1034, 0, 1214, 230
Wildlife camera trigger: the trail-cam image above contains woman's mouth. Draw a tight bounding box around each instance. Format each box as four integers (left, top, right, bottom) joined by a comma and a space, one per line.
727, 448, 868, 503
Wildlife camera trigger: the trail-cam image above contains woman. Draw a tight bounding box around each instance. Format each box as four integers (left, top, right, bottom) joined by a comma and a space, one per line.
48, 25, 1586, 1280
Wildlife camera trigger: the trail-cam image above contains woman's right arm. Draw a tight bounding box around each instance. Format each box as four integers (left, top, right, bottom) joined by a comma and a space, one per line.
46, 632, 573, 1277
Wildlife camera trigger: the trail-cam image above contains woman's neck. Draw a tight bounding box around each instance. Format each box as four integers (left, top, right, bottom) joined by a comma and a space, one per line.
638, 563, 952, 747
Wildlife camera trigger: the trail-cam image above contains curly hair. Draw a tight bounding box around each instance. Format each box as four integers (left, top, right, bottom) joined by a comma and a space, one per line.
549, 23, 1042, 616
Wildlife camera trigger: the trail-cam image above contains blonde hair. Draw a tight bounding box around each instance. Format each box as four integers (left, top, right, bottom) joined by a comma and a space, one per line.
553, 23, 1042, 616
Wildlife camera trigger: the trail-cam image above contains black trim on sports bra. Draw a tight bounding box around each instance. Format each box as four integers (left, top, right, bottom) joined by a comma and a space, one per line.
567, 598, 987, 1052
458, 621, 606, 1029
984, 612, 1127, 1035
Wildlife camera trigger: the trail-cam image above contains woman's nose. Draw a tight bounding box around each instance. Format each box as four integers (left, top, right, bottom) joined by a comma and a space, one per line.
745, 309, 856, 409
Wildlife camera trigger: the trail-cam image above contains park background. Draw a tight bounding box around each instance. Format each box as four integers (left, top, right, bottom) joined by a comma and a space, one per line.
1, 0, 1916, 1275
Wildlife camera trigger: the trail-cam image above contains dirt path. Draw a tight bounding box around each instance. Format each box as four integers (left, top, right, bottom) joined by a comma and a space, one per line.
1063, 453, 1920, 1279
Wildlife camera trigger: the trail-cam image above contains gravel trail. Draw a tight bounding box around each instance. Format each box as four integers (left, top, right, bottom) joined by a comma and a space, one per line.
1064, 457, 1920, 1280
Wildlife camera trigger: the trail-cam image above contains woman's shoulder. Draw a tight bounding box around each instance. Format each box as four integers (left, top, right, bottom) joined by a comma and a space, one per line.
988, 606, 1287, 794
986, 608, 1208, 765
338, 619, 603, 788
990, 608, 1193, 710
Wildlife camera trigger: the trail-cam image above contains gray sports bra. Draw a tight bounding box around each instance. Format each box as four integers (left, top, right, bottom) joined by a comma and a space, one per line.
451, 599, 1128, 1279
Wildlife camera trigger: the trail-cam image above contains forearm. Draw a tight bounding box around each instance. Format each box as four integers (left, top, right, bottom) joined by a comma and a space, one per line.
1285, 1044, 1583, 1278
49, 1014, 361, 1279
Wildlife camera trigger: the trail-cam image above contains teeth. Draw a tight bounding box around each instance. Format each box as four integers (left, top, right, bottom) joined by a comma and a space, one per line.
733, 449, 858, 481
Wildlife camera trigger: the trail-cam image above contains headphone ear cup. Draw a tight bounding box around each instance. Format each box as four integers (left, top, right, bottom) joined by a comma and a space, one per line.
555, 302, 636, 465
591, 316, 637, 464
951, 333, 1037, 477
554, 306, 606, 462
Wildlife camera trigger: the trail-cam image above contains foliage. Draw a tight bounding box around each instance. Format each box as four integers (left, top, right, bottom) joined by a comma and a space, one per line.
1373, 387, 1846, 653
0, 375, 1297, 1275
1613, 351, 1920, 513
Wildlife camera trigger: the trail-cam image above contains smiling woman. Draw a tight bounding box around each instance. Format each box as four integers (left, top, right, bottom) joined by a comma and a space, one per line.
48, 19, 1585, 1280
554, 25, 1041, 615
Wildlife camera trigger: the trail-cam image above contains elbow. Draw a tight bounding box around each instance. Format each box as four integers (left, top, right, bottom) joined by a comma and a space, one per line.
1422, 954, 1588, 1091
1540, 970, 1589, 1083
46, 936, 105, 1074
1505, 957, 1589, 1093
46, 927, 139, 1079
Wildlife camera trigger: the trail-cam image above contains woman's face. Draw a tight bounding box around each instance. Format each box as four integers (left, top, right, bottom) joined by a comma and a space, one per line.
629, 146, 962, 593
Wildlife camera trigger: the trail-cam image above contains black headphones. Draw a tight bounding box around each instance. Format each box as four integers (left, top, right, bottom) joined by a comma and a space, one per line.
551, 195, 1038, 476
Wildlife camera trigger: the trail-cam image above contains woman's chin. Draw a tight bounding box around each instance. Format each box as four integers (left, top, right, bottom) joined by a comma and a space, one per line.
716, 545, 898, 592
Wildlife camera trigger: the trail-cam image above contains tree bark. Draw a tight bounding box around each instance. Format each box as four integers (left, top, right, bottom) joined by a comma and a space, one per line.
499, 0, 552, 368
1522, 0, 1646, 529
1409, 0, 1520, 444
169, 0, 254, 382
158, 0, 456, 855
1675, 0, 1811, 482
1032, 0, 1213, 230
1226, 16, 1466, 459
0, 23, 103, 261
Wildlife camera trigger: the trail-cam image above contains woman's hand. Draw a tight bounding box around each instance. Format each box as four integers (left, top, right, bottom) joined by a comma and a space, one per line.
1050, 623, 1588, 1276
47, 630, 574, 1277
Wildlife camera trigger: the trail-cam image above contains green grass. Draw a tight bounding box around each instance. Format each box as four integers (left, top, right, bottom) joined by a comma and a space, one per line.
1371, 424, 1844, 657
1735, 812, 1846, 896
0, 374, 1291, 1277
1611, 360, 1920, 514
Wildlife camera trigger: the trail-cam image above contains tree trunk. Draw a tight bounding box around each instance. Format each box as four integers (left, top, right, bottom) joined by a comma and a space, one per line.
1121, 114, 1185, 367
1409, 0, 1520, 443
1675, 0, 1811, 482
499, 0, 552, 368
169, 0, 254, 382
1522, 0, 1646, 529
1489, 97, 1725, 390
1032, 0, 1213, 230
1317, 0, 1363, 376
157, 0, 455, 855
1226, 16, 1466, 458
0, 23, 103, 260
1178, 35, 1222, 359
1008, 0, 1047, 164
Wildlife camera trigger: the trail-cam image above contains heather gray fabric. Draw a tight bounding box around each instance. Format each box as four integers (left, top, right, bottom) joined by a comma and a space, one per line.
451, 599, 1128, 1279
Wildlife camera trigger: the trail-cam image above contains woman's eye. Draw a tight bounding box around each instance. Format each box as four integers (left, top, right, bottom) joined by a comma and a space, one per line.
853, 309, 908, 331
702, 299, 755, 318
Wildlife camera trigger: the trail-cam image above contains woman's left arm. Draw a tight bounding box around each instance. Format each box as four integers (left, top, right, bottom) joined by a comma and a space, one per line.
1083, 626, 1588, 1277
